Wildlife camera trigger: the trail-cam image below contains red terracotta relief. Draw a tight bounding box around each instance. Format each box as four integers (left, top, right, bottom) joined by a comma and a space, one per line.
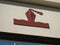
14, 9, 50, 29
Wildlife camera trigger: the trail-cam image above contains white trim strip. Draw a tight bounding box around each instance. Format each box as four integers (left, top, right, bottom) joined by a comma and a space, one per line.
14, 0, 60, 8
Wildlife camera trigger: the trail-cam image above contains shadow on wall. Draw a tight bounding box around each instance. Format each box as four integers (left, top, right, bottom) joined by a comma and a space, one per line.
0, 0, 60, 12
